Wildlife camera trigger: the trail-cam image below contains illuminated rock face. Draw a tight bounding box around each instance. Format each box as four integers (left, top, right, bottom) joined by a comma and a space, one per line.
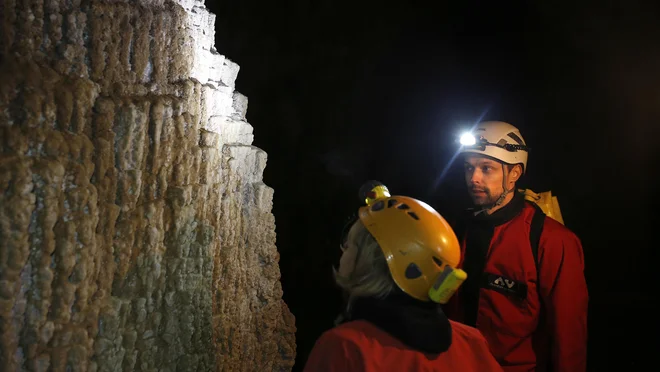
0, 1, 296, 371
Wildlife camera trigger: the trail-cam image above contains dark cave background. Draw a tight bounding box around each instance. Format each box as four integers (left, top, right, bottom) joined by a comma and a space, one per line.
207, 0, 659, 370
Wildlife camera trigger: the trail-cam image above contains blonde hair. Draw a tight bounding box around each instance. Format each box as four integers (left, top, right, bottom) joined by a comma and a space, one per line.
334, 220, 396, 308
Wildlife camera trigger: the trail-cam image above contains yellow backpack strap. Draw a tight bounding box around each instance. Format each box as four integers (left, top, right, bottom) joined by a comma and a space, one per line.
520, 188, 566, 307
520, 189, 565, 226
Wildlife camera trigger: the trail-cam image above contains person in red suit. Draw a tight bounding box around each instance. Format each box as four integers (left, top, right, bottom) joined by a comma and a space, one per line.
445, 121, 589, 371
303, 183, 502, 372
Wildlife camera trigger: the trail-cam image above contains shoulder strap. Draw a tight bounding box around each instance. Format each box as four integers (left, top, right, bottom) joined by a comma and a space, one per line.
528, 204, 550, 371
529, 203, 546, 275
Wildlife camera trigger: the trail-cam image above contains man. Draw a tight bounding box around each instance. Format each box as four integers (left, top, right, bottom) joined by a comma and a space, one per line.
444, 121, 588, 371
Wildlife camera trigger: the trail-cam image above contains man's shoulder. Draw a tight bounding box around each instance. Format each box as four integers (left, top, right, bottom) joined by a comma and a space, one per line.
448, 320, 496, 354
542, 214, 578, 237
522, 202, 579, 237
313, 321, 367, 350
520, 202, 583, 251
449, 319, 486, 342
319, 319, 408, 355
329, 320, 383, 341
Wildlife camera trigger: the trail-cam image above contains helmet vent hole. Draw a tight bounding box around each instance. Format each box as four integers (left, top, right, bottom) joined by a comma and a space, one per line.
371, 201, 384, 211
432, 257, 443, 267
407, 212, 419, 220
404, 263, 422, 279
387, 199, 398, 208
396, 203, 410, 210
507, 132, 524, 145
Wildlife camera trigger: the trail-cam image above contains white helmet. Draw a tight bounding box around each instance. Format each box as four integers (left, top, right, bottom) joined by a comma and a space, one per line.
459, 121, 529, 174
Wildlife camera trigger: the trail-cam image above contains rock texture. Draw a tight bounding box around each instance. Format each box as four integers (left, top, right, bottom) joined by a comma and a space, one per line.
0, 0, 296, 371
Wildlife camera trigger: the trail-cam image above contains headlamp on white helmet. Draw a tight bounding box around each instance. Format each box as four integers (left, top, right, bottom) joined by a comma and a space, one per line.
458, 121, 530, 174
459, 132, 477, 146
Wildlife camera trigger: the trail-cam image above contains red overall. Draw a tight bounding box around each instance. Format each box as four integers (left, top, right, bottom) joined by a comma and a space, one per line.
303, 319, 503, 372
445, 199, 588, 371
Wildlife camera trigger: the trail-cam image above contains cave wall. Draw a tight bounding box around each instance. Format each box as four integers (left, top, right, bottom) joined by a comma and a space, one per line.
0, 0, 296, 371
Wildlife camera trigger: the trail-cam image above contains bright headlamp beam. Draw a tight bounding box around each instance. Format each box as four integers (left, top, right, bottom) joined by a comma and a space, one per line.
460, 132, 476, 146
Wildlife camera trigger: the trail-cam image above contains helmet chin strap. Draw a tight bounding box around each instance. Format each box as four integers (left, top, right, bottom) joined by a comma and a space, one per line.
474, 166, 512, 215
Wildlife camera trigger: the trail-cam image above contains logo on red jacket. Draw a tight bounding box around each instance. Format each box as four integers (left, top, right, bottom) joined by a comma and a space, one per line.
482, 273, 528, 300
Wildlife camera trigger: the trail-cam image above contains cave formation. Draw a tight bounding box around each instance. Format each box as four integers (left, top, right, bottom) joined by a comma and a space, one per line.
0, 0, 296, 371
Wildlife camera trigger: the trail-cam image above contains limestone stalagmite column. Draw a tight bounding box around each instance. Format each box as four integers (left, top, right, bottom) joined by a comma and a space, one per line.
0, 0, 296, 371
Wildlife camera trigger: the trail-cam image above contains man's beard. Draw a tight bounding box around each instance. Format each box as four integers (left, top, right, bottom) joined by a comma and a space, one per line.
469, 187, 503, 208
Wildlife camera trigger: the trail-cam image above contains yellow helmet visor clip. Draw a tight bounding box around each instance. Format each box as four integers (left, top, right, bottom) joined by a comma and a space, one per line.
428, 265, 467, 304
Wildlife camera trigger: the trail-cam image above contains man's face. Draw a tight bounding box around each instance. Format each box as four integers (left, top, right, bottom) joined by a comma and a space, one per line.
463, 155, 506, 206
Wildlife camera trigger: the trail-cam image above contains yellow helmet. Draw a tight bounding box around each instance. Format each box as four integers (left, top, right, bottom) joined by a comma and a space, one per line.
357, 184, 466, 303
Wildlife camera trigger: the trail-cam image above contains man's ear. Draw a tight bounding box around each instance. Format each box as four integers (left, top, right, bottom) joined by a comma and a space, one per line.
508, 164, 523, 183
